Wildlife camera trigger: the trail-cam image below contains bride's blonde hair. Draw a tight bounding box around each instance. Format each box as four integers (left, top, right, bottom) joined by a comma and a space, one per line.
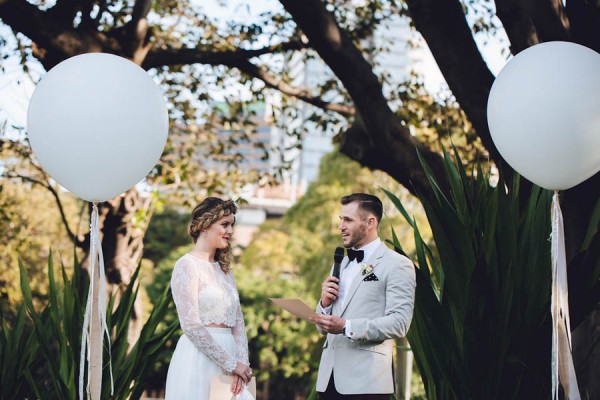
189, 197, 237, 273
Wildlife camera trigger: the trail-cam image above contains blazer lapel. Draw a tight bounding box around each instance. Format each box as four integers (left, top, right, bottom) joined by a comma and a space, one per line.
339, 242, 387, 317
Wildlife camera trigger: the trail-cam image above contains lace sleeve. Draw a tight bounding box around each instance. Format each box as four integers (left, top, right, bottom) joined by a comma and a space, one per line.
230, 272, 250, 366
171, 260, 237, 372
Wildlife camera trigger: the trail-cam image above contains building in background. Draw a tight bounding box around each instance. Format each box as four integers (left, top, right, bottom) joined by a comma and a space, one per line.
270, 14, 418, 196
236, 15, 419, 246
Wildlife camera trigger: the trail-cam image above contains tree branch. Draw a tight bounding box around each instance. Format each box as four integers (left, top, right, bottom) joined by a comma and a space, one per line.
232, 60, 355, 116
121, 0, 153, 64
0, 0, 120, 69
406, 0, 507, 174
131, 0, 152, 24
566, 0, 600, 53
145, 41, 356, 116
142, 39, 306, 69
280, 0, 394, 142
4, 173, 84, 247
494, 0, 540, 53
279, 0, 446, 198
0, 0, 48, 43
529, 0, 571, 42
338, 119, 444, 198
48, 0, 81, 25
496, 0, 570, 54
2, 138, 84, 247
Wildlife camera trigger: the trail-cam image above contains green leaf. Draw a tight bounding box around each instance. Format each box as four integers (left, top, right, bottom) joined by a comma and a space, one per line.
3, 253, 179, 398
382, 187, 414, 227
581, 196, 600, 251
387, 149, 555, 399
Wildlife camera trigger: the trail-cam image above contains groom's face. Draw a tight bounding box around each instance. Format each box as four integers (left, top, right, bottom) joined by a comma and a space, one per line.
339, 202, 368, 249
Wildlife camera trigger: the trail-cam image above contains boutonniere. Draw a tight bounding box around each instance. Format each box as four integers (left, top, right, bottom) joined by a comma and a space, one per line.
360, 263, 374, 276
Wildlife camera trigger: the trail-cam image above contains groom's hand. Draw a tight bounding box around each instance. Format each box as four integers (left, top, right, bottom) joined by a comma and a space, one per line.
314, 315, 345, 334
320, 276, 340, 308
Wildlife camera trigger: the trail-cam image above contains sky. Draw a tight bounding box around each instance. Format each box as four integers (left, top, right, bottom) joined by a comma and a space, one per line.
0, 30, 43, 138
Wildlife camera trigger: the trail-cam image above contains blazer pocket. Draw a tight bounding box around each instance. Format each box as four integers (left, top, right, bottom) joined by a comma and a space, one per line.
359, 281, 384, 291
361, 279, 384, 286
356, 342, 387, 355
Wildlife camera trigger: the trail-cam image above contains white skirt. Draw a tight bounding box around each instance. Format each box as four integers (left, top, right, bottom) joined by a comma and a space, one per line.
165, 327, 235, 400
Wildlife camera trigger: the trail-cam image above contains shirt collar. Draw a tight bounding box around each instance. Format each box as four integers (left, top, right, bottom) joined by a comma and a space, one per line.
353, 237, 381, 264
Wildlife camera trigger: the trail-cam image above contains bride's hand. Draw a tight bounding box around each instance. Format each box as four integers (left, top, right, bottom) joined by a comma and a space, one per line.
231, 374, 244, 395
233, 361, 252, 383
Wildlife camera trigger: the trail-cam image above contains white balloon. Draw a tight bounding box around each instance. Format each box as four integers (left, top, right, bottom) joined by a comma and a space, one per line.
487, 41, 600, 190
27, 53, 168, 202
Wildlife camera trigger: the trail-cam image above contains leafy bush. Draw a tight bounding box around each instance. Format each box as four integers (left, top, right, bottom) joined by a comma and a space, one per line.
0, 254, 178, 399
385, 150, 565, 399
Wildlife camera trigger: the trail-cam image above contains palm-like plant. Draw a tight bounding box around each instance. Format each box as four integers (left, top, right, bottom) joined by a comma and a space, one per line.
0, 254, 178, 399
384, 149, 600, 400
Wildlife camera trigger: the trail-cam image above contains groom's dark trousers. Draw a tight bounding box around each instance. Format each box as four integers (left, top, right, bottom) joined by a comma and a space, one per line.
318, 375, 390, 400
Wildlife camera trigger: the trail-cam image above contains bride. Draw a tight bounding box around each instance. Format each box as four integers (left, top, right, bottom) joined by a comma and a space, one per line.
165, 197, 252, 399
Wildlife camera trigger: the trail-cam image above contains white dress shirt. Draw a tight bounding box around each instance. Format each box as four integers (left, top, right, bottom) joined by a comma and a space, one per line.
319, 238, 382, 338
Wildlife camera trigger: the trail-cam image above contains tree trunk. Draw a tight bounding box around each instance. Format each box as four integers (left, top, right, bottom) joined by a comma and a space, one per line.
91, 188, 147, 344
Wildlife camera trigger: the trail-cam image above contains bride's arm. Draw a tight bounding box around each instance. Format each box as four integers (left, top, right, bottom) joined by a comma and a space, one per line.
171, 260, 237, 372
230, 272, 250, 366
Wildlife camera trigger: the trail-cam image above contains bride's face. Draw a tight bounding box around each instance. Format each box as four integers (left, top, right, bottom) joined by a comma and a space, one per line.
206, 214, 235, 249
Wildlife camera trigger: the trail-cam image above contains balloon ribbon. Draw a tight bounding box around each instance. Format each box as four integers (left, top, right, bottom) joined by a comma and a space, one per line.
79, 203, 114, 399
551, 192, 580, 400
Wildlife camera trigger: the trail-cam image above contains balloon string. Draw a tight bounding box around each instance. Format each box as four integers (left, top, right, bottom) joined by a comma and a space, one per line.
78, 203, 114, 400
97, 215, 114, 396
551, 192, 581, 400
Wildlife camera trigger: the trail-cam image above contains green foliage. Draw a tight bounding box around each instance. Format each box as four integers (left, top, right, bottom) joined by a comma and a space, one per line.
395, 77, 488, 167
143, 208, 191, 265
238, 150, 428, 398
0, 181, 83, 316
0, 303, 38, 399
283, 150, 428, 287
140, 150, 429, 398
236, 260, 321, 398
385, 150, 556, 399
0, 254, 178, 399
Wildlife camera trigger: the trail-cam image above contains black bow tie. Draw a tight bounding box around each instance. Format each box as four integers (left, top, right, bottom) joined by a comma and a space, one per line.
347, 249, 364, 262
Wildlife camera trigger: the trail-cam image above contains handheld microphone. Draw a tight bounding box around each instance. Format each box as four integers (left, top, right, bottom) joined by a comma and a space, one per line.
332, 247, 345, 280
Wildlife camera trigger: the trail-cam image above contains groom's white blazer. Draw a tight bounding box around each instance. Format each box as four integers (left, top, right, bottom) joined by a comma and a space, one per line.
315, 242, 416, 394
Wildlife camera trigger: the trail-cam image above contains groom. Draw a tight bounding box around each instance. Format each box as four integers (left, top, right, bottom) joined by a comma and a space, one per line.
313, 193, 416, 399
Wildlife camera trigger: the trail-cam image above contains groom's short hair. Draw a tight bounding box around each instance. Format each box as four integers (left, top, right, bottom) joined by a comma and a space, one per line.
341, 193, 383, 224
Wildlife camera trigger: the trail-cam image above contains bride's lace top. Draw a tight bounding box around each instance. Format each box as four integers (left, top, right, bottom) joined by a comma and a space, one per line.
171, 254, 249, 372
